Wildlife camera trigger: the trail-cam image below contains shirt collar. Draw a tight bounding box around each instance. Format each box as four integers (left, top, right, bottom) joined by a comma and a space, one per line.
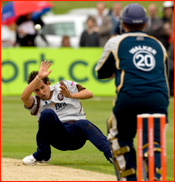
50, 85, 54, 91
126, 30, 146, 34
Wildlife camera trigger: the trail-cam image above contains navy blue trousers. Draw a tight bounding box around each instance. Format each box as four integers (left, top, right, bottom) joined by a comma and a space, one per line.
33, 109, 111, 161
112, 91, 168, 180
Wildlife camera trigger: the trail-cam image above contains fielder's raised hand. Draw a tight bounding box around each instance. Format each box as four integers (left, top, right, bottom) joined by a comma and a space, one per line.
38, 60, 52, 80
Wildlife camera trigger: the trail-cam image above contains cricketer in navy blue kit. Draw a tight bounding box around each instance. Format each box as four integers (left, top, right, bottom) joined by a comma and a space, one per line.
21, 60, 112, 166
96, 3, 169, 181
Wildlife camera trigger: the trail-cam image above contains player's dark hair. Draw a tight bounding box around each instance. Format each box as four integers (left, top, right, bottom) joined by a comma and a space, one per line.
124, 23, 145, 31
27, 71, 51, 85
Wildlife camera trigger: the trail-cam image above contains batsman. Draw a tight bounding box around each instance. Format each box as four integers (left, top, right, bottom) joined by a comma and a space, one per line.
96, 3, 169, 181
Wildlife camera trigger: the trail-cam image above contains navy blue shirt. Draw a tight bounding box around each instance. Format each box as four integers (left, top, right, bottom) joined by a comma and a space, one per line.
96, 31, 169, 98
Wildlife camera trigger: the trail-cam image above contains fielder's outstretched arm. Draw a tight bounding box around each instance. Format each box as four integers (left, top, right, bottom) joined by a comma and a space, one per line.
21, 60, 52, 107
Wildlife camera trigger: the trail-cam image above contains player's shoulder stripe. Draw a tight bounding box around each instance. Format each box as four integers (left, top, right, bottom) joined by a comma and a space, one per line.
59, 80, 68, 89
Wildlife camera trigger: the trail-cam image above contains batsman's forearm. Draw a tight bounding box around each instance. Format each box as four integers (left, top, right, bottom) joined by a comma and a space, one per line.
21, 77, 40, 101
71, 90, 93, 100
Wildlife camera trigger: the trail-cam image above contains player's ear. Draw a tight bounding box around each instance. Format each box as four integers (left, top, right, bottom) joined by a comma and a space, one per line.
122, 23, 128, 32
143, 23, 147, 29
46, 81, 50, 85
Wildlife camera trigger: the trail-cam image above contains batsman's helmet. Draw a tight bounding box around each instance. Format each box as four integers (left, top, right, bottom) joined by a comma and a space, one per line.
121, 3, 148, 24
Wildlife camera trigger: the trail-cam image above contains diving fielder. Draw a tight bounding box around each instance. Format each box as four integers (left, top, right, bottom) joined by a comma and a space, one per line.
96, 3, 169, 181
21, 60, 112, 166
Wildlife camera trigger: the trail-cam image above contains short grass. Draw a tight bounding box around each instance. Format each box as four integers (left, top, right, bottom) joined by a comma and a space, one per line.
1, 96, 174, 181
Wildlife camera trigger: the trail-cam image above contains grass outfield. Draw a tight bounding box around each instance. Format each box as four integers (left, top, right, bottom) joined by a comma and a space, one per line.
1, 96, 174, 180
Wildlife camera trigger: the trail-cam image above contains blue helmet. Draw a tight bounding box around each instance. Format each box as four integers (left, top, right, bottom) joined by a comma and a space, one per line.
121, 3, 148, 24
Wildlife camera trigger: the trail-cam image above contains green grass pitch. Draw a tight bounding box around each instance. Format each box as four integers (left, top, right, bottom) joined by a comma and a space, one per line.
1, 96, 174, 180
